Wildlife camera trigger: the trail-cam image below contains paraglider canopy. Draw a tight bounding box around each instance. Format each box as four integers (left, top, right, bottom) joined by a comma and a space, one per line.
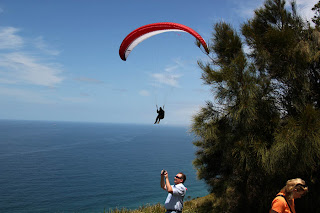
119, 22, 209, 61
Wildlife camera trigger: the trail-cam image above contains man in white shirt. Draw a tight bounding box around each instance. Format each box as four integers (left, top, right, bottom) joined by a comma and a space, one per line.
160, 170, 187, 213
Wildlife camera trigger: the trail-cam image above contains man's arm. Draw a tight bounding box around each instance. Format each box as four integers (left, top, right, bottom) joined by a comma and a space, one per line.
160, 170, 166, 190
164, 172, 173, 194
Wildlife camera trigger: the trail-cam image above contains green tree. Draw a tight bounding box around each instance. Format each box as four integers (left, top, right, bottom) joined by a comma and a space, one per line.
312, 1, 320, 28
192, 0, 320, 212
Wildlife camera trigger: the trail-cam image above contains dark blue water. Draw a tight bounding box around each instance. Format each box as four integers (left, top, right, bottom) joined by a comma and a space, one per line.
0, 120, 208, 213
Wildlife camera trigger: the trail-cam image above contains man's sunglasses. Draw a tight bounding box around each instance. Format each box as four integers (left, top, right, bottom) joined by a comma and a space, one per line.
175, 176, 182, 179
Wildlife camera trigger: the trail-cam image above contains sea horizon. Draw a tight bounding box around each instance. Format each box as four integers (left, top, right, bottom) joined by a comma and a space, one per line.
0, 118, 192, 127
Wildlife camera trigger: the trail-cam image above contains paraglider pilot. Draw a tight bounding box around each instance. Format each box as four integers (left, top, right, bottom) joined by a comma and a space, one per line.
154, 105, 165, 124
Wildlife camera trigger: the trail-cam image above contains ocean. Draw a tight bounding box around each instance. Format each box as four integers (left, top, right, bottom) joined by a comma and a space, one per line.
0, 120, 208, 213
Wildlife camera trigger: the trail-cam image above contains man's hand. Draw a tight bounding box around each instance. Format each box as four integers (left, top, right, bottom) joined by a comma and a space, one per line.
161, 170, 167, 176
164, 171, 168, 179
160, 170, 167, 190
164, 171, 172, 193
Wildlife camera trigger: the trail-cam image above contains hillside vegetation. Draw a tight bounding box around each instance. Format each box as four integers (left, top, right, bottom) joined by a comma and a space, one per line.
106, 194, 216, 213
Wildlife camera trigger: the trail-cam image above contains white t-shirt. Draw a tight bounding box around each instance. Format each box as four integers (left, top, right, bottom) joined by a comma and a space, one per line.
164, 183, 186, 211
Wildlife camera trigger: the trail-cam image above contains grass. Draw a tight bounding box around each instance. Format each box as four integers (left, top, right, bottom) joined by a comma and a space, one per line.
104, 194, 216, 213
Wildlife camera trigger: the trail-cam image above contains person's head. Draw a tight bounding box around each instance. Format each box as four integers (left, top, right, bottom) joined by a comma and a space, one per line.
280, 178, 308, 199
174, 172, 186, 184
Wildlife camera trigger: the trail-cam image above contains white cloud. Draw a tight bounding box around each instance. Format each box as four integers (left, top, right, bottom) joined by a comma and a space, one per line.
0, 52, 63, 86
74, 77, 104, 84
150, 59, 185, 88
231, 0, 318, 21
0, 78, 17, 84
33, 36, 61, 56
170, 104, 202, 125
151, 72, 182, 88
232, 0, 265, 19
296, 0, 318, 23
164, 58, 187, 72
0, 26, 64, 87
231, 0, 318, 26
164, 65, 179, 72
0, 86, 55, 104
139, 90, 150, 96
0, 27, 24, 49
175, 104, 201, 117
60, 96, 90, 103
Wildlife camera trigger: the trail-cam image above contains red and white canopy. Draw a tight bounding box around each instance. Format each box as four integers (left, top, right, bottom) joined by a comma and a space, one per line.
119, 22, 209, 61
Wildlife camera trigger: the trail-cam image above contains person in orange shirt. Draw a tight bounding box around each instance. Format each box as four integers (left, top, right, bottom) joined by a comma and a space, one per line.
270, 178, 308, 213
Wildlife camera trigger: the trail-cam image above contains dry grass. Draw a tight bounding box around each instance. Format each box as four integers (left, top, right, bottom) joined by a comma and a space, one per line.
104, 203, 165, 213
105, 194, 216, 213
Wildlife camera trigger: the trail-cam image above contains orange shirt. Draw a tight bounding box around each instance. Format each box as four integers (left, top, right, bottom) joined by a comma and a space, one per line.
270, 192, 295, 213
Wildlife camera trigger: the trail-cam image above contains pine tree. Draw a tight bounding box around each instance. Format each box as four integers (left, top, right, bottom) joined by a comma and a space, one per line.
192, 0, 320, 211
312, 1, 320, 28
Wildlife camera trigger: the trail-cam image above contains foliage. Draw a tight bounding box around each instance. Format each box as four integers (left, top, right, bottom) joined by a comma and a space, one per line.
312, 1, 320, 28
105, 194, 217, 213
192, 0, 320, 212
105, 203, 166, 213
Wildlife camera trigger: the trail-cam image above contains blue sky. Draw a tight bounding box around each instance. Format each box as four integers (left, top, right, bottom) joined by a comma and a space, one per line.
0, 0, 317, 126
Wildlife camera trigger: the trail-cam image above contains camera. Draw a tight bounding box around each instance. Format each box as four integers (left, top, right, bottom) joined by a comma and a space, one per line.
161, 170, 167, 175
